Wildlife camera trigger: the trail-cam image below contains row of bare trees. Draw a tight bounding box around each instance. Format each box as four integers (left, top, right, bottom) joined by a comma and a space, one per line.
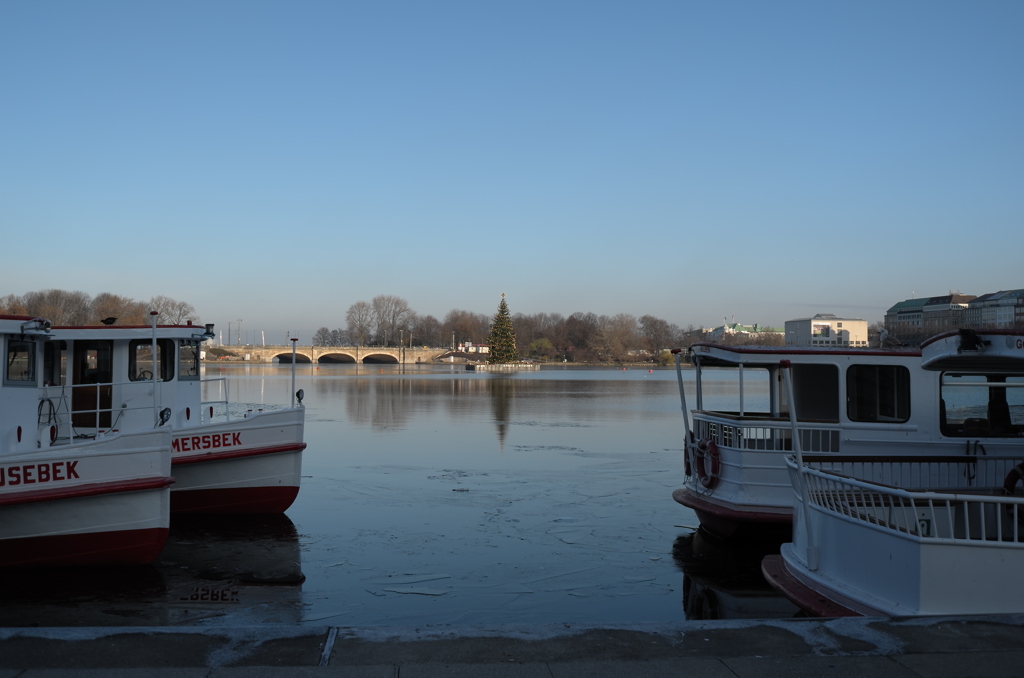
0, 289, 198, 326
308, 295, 767, 363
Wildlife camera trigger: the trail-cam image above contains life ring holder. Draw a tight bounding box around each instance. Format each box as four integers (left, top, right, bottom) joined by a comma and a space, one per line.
1004, 463, 1024, 497
694, 438, 721, 489
1002, 463, 1024, 522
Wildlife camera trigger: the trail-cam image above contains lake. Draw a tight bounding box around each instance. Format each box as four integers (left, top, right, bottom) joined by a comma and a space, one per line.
2, 363, 796, 627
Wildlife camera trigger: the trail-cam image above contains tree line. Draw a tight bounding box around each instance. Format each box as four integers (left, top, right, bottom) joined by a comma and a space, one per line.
0, 289, 198, 326
312, 295, 783, 363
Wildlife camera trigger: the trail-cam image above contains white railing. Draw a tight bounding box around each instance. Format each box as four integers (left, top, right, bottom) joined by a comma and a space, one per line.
792, 455, 1024, 544
200, 377, 231, 422
693, 414, 841, 453
38, 380, 161, 444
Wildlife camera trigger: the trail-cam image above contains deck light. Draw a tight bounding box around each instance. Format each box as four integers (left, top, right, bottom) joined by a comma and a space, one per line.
158, 407, 172, 426
296, 389, 304, 404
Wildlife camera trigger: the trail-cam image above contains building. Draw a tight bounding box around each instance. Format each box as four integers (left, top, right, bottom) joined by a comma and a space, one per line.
885, 293, 977, 337
964, 289, 1024, 328
785, 314, 868, 347
705, 322, 783, 342
884, 298, 928, 334
458, 342, 489, 354
884, 289, 1024, 344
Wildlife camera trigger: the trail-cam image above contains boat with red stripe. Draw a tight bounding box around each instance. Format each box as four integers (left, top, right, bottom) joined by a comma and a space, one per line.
46, 315, 306, 514
0, 315, 172, 566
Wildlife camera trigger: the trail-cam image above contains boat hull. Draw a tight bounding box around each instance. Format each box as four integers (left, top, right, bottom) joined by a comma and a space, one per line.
673, 487, 792, 539
170, 409, 305, 514
1, 526, 169, 568
0, 429, 173, 567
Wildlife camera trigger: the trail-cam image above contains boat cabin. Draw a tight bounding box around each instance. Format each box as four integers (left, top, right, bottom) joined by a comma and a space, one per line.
1, 315, 54, 455
689, 334, 1023, 456
42, 321, 215, 441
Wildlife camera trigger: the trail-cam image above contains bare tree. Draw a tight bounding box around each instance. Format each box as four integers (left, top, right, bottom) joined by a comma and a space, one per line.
639, 314, 674, 356
591, 314, 638, 361
312, 327, 332, 346
23, 289, 92, 325
411, 314, 442, 347
346, 301, 373, 346
91, 293, 148, 325
149, 296, 198, 324
371, 295, 413, 345
442, 309, 490, 345
0, 294, 28, 316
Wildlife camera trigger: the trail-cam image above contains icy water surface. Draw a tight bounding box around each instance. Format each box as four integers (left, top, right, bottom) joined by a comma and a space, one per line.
3, 364, 792, 627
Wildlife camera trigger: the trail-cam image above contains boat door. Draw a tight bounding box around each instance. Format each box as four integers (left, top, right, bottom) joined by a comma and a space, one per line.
71, 340, 113, 428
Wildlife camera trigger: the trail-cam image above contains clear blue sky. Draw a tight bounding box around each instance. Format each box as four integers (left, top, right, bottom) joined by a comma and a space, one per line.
2, 1, 1021, 340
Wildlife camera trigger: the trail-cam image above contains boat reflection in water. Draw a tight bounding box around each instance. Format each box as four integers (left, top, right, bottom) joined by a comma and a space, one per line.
0, 514, 304, 627
159, 513, 305, 625
672, 528, 799, 620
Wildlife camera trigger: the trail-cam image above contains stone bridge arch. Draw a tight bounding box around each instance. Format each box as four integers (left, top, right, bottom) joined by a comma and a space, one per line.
361, 353, 399, 364
273, 352, 312, 364
318, 352, 358, 363
211, 345, 448, 364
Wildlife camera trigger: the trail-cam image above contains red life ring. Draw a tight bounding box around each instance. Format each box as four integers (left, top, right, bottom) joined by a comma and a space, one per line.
1004, 463, 1024, 496
694, 438, 720, 489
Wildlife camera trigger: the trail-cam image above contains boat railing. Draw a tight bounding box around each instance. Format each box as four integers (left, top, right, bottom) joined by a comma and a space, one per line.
200, 377, 231, 422
38, 380, 162, 444
791, 455, 1024, 544
693, 413, 841, 454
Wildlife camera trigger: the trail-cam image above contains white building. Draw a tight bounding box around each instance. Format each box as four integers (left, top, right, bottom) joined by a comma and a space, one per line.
785, 314, 868, 347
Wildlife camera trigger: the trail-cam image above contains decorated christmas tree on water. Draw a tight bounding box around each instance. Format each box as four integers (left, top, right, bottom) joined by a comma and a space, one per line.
487, 293, 519, 364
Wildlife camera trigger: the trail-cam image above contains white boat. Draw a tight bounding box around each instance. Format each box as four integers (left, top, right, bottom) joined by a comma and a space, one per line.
45, 317, 306, 514
1, 315, 172, 566
670, 332, 1022, 537
763, 330, 1024, 616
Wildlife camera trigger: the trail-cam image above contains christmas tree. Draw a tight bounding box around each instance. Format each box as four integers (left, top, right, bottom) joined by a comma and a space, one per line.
487, 293, 519, 364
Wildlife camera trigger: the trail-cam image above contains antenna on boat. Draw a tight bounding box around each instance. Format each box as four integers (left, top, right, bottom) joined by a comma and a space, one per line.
781, 360, 818, 571
671, 348, 693, 471
290, 338, 298, 408
151, 311, 160, 426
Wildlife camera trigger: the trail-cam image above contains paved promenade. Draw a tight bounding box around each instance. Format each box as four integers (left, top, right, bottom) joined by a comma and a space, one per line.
4, 616, 1024, 677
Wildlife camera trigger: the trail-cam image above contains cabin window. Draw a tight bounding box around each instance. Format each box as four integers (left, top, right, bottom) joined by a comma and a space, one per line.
4, 338, 36, 385
941, 373, 1024, 438
43, 340, 67, 386
790, 364, 839, 421
847, 365, 910, 423
129, 339, 175, 381
179, 340, 200, 380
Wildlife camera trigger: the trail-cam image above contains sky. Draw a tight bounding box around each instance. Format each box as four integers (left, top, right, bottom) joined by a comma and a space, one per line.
2, 1, 1022, 341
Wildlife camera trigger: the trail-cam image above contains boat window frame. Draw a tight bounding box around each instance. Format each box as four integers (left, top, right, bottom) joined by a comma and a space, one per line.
846, 364, 911, 424
940, 371, 1024, 438
128, 338, 176, 382
4, 336, 37, 386
178, 339, 201, 381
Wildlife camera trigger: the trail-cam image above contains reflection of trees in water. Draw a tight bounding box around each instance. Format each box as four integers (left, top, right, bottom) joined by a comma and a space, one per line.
314, 375, 669, 440
489, 377, 514, 446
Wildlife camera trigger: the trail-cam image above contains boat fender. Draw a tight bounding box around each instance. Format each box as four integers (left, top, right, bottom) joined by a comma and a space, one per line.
694, 438, 720, 489
1003, 463, 1024, 497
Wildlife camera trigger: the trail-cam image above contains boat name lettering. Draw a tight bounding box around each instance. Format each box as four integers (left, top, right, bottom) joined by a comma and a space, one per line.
172, 432, 242, 453
1017, 338, 1024, 350
0, 460, 79, 487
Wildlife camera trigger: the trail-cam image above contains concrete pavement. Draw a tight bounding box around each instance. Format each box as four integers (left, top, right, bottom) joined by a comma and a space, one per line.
4, 616, 1024, 677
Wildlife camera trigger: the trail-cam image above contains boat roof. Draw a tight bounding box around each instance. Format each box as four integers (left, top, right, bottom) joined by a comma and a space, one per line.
51, 324, 209, 341
920, 329, 1024, 372
688, 342, 920, 367
0, 316, 51, 337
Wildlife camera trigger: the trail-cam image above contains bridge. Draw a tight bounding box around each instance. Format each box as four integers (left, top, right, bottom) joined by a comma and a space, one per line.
209, 345, 452, 364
